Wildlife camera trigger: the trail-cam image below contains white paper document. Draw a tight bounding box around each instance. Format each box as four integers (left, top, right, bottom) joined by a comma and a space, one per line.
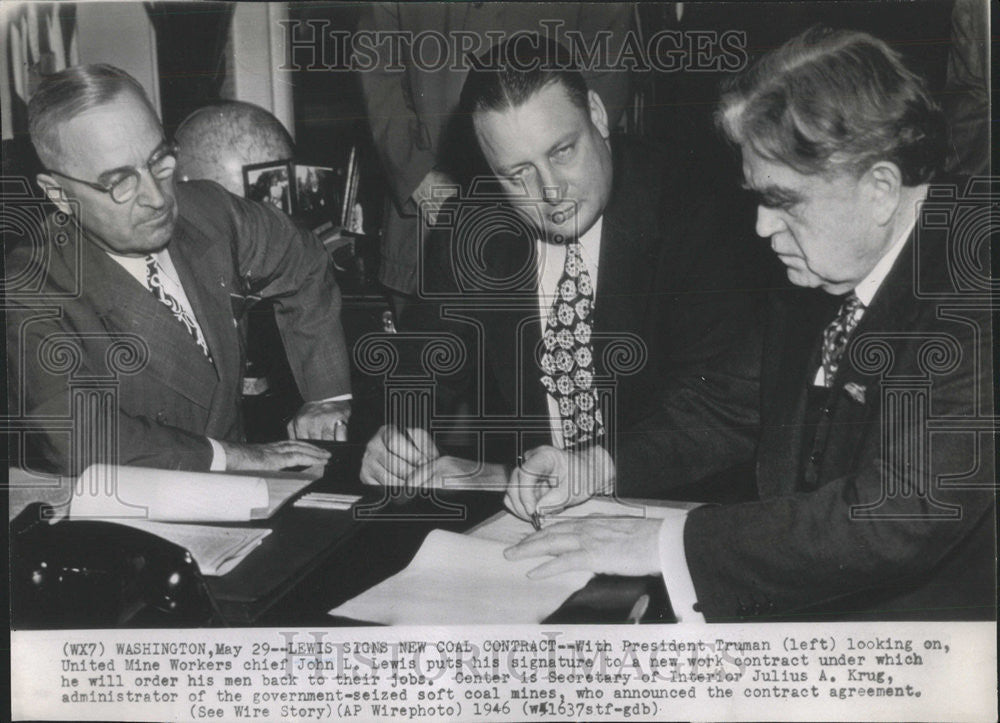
329, 529, 592, 624
105, 520, 271, 576
69, 464, 311, 522
470, 497, 694, 546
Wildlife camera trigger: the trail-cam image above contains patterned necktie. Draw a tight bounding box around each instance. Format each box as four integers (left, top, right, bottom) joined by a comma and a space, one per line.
820, 292, 865, 387
145, 254, 213, 361
540, 241, 604, 447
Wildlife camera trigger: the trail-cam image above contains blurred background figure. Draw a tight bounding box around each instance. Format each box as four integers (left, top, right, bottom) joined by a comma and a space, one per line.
175, 100, 293, 194
942, 0, 988, 176
174, 100, 302, 442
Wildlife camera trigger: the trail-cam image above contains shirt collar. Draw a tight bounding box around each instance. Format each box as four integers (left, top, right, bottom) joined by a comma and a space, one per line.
578, 215, 603, 253
853, 217, 914, 307
105, 248, 175, 286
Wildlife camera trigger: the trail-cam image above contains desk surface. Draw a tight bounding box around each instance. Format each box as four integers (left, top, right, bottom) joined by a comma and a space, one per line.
9, 457, 673, 627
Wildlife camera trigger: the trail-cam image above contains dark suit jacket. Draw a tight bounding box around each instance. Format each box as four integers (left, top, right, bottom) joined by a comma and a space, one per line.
683, 205, 996, 621
6, 180, 350, 474
397, 137, 762, 476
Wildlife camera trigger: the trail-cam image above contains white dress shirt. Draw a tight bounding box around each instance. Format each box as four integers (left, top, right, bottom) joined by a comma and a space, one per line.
535, 217, 603, 448
659, 217, 918, 624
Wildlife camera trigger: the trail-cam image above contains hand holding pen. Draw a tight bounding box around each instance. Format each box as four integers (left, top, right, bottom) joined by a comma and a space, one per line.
505, 444, 615, 525
505, 447, 567, 525
359, 423, 439, 486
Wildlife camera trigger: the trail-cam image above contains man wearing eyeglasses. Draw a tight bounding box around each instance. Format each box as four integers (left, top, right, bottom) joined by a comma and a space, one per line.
6, 64, 351, 475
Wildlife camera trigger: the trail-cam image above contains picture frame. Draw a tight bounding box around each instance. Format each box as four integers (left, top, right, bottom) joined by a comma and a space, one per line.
242, 159, 294, 215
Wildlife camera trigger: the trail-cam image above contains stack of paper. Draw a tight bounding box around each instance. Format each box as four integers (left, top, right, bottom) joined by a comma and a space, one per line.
110, 520, 271, 576
329, 530, 592, 624
66, 464, 314, 576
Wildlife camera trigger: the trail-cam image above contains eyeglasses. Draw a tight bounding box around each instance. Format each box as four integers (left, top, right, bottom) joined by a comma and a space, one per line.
45, 142, 179, 204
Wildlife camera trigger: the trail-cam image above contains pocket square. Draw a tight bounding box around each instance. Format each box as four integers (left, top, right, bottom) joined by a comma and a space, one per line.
843, 382, 867, 404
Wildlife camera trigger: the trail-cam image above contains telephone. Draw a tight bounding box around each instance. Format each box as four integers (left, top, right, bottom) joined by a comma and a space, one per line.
10, 503, 221, 629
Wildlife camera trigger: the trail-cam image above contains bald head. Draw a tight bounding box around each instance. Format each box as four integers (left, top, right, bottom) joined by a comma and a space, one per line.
175, 101, 293, 195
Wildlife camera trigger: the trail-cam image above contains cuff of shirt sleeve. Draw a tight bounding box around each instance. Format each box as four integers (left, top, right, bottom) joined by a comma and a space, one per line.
658, 512, 706, 624
207, 438, 226, 471
592, 443, 616, 495
319, 394, 352, 403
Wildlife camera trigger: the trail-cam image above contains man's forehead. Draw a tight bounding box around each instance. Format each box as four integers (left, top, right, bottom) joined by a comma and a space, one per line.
474, 89, 585, 163
742, 151, 803, 190
55, 92, 163, 170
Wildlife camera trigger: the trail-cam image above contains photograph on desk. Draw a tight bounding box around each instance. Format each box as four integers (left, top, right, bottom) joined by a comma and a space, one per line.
2, 1, 995, 722
243, 160, 293, 215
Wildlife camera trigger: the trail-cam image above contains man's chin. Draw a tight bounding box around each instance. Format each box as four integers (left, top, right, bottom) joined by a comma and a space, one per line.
785, 266, 824, 289
141, 215, 177, 250
543, 214, 595, 244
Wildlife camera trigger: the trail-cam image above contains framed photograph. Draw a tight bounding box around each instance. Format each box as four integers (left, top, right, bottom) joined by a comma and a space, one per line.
242, 160, 293, 215
293, 164, 341, 227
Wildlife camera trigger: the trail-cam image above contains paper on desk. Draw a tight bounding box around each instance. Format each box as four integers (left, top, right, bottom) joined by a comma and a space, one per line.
329, 529, 592, 624
70, 464, 310, 522
470, 497, 688, 546
108, 519, 271, 576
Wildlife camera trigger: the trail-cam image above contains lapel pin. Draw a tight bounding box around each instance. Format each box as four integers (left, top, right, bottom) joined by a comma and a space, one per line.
843, 382, 867, 404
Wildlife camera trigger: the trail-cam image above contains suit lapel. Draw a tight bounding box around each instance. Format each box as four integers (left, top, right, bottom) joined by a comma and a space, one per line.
758, 287, 837, 497
592, 149, 658, 378
169, 217, 244, 431
826, 234, 920, 432
79, 229, 218, 407
168, 226, 237, 380
493, 233, 547, 420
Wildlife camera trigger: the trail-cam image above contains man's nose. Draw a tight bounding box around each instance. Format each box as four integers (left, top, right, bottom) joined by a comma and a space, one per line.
537, 165, 565, 206
756, 204, 784, 239
135, 170, 168, 209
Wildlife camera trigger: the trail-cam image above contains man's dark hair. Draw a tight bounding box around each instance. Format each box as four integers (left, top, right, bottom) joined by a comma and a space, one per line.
717, 26, 945, 185
458, 33, 589, 119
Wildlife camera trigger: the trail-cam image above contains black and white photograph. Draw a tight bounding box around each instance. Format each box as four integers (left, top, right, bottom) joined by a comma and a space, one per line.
244, 160, 293, 215
2, 1, 995, 721
294, 164, 337, 222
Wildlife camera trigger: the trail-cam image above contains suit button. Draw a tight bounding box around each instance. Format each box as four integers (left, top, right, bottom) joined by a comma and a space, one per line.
156, 410, 168, 423
692, 602, 702, 613
810, 451, 822, 464
822, 406, 832, 416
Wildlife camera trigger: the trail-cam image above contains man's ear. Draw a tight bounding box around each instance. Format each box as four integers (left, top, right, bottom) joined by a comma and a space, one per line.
865, 161, 903, 226
35, 173, 74, 215
587, 90, 610, 140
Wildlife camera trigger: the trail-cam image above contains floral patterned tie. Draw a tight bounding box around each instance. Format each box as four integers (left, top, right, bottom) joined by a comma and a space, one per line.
820, 292, 865, 387
540, 242, 604, 447
145, 254, 213, 362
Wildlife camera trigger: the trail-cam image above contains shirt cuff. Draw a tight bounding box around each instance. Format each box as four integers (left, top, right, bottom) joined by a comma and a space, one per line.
592, 443, 616, 495
317, 394, 352, 403
207, 438, 226, 471
658, 512, 706, 624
